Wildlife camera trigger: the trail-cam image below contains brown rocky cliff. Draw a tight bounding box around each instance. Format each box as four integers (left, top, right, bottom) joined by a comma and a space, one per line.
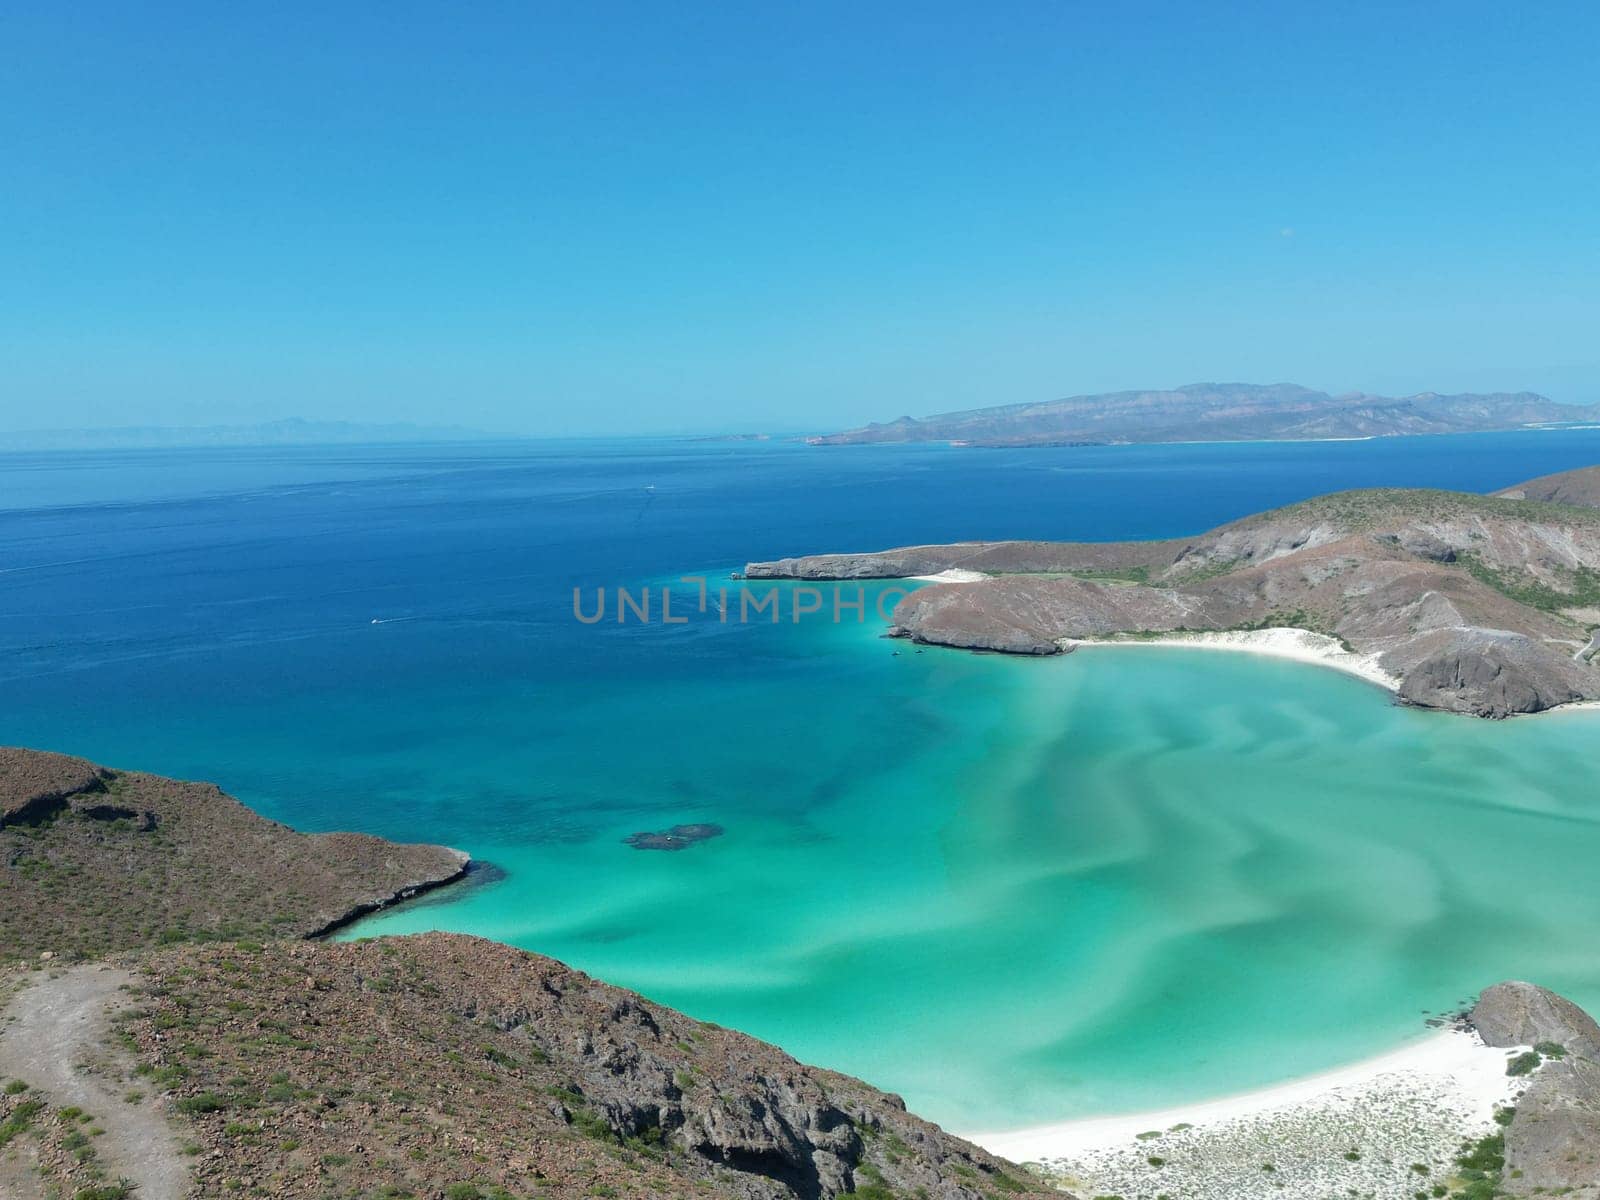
1471, 982, 1600, 1195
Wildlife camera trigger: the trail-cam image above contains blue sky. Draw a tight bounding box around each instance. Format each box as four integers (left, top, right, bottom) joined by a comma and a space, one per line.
3, 2, 1598, 435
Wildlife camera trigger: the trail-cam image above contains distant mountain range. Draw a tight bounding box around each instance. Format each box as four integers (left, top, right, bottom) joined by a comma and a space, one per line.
0, 417, 506, 451
809, 383, 1600, 447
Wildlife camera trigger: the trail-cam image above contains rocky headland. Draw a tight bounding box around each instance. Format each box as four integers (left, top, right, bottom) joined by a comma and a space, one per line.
1470, 981, 1600, 1196
746, 466, 1600, 717
0, 746, 469, 960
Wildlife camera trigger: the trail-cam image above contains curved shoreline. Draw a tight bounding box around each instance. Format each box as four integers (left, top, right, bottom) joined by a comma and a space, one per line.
1058, 626, 1600, 716
963, 1024, 1518, 1163
1061, 626, 1402, 692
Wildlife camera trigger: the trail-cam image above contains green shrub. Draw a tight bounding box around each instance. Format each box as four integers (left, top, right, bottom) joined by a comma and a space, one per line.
1506, 1051, 1542, 1077
175, 1092, 226, 1114
481, 1044, 519, 1069
570, 1105, 615, 1141
0, 1100, 46, 1148
1446, 1130, 1507, 1200
73, 1185, 134, 1200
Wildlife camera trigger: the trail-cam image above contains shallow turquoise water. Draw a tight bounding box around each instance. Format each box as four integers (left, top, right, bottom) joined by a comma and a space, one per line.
5, 435, 1600, 1130
351, 634, 1600, 1129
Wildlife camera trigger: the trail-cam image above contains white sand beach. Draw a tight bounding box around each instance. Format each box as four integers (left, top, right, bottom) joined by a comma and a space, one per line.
910, 568, 991, 583
1065, 626, 1402, 691
966, 1027, 1523, 1199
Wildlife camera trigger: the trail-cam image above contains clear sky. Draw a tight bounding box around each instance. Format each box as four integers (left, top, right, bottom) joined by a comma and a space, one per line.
3, 2, 1598, 435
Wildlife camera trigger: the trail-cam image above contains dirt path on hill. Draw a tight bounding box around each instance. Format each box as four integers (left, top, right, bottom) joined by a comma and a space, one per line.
0, 964, 188, 1199
1573, 628, 1600, 662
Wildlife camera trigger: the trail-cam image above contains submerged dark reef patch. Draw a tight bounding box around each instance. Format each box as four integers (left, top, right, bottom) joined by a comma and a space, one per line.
623, 822, 724, 851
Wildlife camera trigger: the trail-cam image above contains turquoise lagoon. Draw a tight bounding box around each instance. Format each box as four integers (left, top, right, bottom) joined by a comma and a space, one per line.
348, 630, 1600, 1128
3, 434, 1600, 1130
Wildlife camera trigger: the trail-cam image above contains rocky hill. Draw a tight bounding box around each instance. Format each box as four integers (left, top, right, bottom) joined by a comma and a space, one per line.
1496, 463, 1600, 508
0, 746, 469, 960
1471, 981, 1600, 1196
111, 935, 1046, 1200
745, 473, 1600, 717
0, 748, 1055, 1200
809, 382, 1600, 446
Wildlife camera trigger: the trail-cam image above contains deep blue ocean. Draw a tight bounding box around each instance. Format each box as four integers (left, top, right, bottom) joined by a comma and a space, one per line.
5, 429, 1600, 1129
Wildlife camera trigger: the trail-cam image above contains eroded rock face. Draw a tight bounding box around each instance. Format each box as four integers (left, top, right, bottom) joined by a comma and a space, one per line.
126, 935, 1054, 1200
1396, 634, 1592, 717
1472, 981, 1600, 1055
1380, 530, 1457, 562
888, 574, 1220, 655
1502, 1055, 1600, 1196
1472, 982, 1600, 1195
435, 938, 1042, 1200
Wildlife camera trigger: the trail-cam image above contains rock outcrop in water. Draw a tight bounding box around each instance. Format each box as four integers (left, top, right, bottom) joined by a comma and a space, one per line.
746, 474, 1600, 717
1471, 981, 1600, 1195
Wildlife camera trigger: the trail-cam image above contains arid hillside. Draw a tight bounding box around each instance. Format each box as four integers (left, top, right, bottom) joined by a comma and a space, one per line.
747, 474, 1600, 717
0, 746, 468, 961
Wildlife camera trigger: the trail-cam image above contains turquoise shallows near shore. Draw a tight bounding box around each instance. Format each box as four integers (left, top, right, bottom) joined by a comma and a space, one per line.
351, 618, 1600, 1130
8, 436, 1600, 1133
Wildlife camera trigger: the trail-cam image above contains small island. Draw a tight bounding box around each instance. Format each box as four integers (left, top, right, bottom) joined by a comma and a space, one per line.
747, 465, 1600, 718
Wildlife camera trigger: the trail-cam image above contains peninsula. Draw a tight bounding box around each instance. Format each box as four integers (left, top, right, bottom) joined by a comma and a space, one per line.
809, 383, 1600, 447
746, 465, 1600, 717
